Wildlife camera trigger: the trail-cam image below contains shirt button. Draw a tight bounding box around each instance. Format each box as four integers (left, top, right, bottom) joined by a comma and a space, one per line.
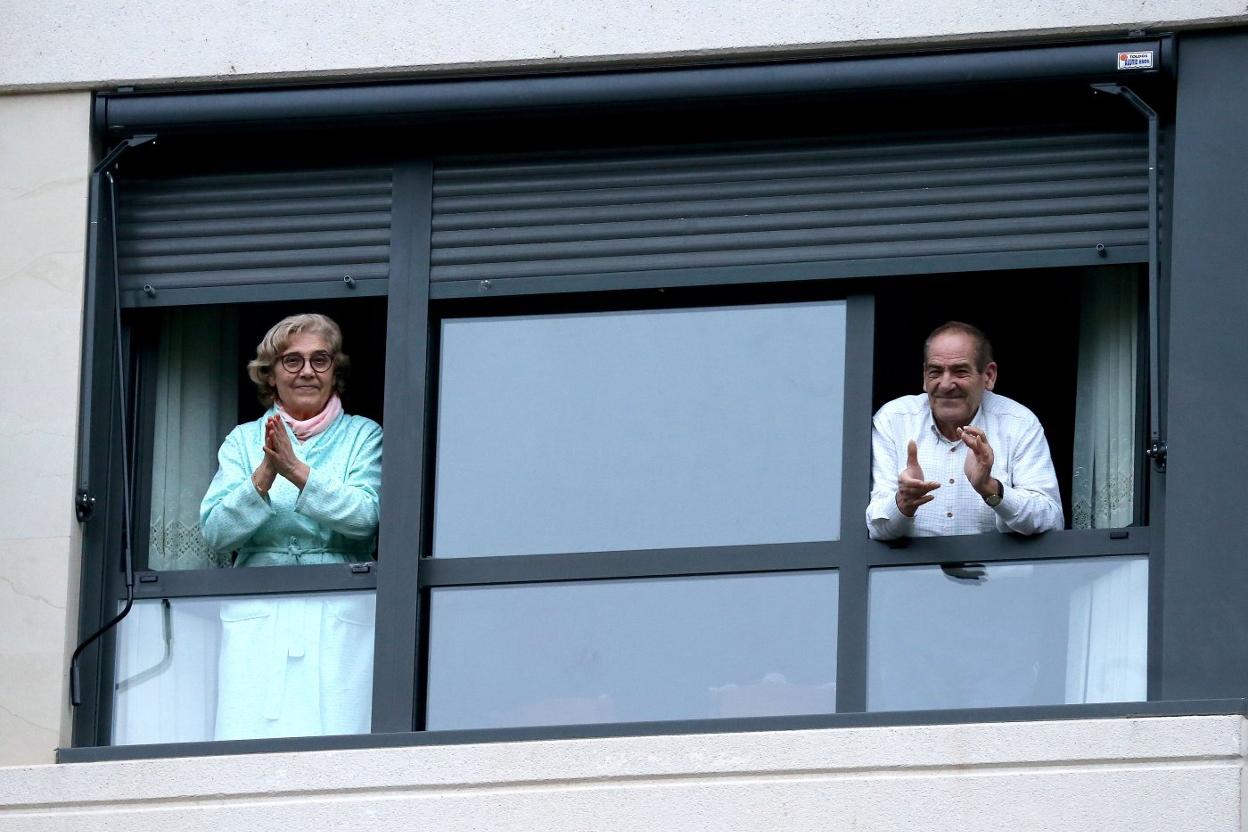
949, 478, 955, 484
946, 512, 954, 518
949, 447, 956, 453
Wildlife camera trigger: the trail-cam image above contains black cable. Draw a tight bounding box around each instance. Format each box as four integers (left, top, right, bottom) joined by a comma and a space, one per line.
70, 169, 137, 707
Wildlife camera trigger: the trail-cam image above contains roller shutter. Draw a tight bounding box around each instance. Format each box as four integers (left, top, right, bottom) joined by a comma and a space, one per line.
115, 166, 393, 306
431, 126, 1147, 285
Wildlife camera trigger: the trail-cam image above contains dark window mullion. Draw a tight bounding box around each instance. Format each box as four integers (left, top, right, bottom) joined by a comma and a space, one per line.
94, 285, 141, 746
371, 159, 434, 734
74, 162, 130, 747
1142, 146, 1168, 698
127, 563, 378, 600
129, 327, 159, 572
865, 526, 1152, 567
834, 293, 876, 714
834, 553, 869, 713
91, 367, 128, 747
421, 541, 846, 588
839, 294, 876, 547
427, 247, 1150, 301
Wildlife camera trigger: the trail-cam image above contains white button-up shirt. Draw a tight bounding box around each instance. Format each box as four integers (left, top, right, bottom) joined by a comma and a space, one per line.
866, 390, 1063, 540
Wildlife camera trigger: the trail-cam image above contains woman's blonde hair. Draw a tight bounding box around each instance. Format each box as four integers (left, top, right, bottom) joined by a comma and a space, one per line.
247, 313, 350, 406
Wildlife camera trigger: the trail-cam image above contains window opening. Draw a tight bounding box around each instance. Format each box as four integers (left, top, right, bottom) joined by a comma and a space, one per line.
135, 297, 387, 572
107, 297, 387, 746
872, 265, 1145, 532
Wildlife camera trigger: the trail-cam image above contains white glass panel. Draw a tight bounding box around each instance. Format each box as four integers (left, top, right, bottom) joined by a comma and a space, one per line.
434, 301, 846, 556
427, 571, 838, 730
112, 591, 375, 744
867, 556, 1147, 711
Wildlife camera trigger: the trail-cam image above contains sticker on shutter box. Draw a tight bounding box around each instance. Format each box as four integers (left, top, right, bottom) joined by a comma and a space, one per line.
1118, 51, 1154, 70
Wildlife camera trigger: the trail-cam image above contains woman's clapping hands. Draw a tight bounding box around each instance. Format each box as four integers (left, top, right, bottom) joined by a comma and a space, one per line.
262, 414, 310, 490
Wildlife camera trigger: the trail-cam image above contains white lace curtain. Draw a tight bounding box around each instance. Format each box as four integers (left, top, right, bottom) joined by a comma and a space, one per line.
147, 307, 240, 570
1072, 268, 1139, 529
1065, 557, 1148, 703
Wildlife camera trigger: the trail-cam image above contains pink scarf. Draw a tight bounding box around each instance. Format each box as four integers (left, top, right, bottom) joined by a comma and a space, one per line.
276, 394, 343, 441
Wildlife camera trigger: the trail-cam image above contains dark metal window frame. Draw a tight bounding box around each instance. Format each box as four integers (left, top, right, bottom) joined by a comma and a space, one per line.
70, 37, 1174, 755
419, 282, 1154, 716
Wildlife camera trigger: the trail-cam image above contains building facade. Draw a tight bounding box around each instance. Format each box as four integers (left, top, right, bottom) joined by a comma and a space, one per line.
2, 3, 1248, 829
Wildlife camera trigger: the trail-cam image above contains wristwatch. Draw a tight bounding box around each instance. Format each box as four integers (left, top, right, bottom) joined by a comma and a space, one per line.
983, 479, 1004, 508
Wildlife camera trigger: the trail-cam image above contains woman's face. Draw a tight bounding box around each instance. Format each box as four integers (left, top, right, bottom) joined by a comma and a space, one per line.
272, 331, 336, 420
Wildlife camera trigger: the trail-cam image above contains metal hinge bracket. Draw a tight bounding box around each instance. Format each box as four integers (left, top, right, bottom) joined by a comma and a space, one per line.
1146, 439, 1168, 472
75, 488, 96, 522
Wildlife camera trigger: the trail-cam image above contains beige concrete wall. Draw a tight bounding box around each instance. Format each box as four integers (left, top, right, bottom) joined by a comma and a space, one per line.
0, 92, 93, 765
1, 1, 1245, 92
0, 715, 1243, 830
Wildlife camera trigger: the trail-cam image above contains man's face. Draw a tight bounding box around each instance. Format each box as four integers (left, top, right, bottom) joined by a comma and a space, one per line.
923, 331, 997, 434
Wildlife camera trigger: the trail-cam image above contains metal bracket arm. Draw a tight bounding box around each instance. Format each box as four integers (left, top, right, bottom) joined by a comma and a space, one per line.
1091, 83, 1166, 472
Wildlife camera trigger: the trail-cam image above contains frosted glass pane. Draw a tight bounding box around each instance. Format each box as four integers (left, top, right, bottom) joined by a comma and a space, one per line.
434, 301, 846, 556
868, 557, 1147, 711
427, 571, 838, 729
112, 591, 375, 744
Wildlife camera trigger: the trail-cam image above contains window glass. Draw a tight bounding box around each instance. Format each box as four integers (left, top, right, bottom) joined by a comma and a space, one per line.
433, 301, 847, 557
112, 591, 376, 744
426, 571, 839, 730
867, 556, 1147, 711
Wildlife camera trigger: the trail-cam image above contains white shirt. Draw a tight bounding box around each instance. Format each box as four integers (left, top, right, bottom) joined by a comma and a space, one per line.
866, 390, 1063, 540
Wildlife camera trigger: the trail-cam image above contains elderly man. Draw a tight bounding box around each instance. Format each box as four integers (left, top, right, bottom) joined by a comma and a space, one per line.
866, 321, 1063, 540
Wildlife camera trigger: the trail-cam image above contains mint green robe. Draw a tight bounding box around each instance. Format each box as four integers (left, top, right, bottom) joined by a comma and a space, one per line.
200, 408, 382, 740
201, 407, 382, 566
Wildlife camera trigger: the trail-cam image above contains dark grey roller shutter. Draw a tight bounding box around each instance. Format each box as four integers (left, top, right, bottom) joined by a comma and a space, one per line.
116, 166, 393, 305
430, 127, 1147, 284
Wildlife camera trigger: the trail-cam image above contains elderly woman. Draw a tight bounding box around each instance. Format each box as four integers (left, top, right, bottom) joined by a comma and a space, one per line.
200, 313, 382, 740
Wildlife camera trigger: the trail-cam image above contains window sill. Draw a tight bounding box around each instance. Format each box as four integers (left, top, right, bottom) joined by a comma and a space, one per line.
58, 698, 1246, 763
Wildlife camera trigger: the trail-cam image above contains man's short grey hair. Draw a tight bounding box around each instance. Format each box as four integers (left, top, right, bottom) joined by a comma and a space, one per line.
923, 321, 994, 372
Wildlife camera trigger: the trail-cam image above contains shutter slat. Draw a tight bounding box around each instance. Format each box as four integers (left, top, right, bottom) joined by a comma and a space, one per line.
435, 131, 1139, 181
433, 194, 1147, 249
433, 161, 1145, 215
432, 177, 1145, 231
434, 145, 1143, 197
120, 228, 391, 258
117, 211, 392, 241
128, 167, 393, 190
121, 244, 391, 276
120, 194, 392, 223
124, 180, 392, 206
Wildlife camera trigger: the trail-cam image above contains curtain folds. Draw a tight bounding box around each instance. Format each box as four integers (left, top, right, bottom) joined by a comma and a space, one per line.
1072, 268, 1139, 529
1064, 557, 1149, 703
147, 307, 239, 570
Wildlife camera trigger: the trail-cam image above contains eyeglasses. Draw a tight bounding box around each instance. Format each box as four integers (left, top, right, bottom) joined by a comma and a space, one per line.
278, 351, 334, 374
